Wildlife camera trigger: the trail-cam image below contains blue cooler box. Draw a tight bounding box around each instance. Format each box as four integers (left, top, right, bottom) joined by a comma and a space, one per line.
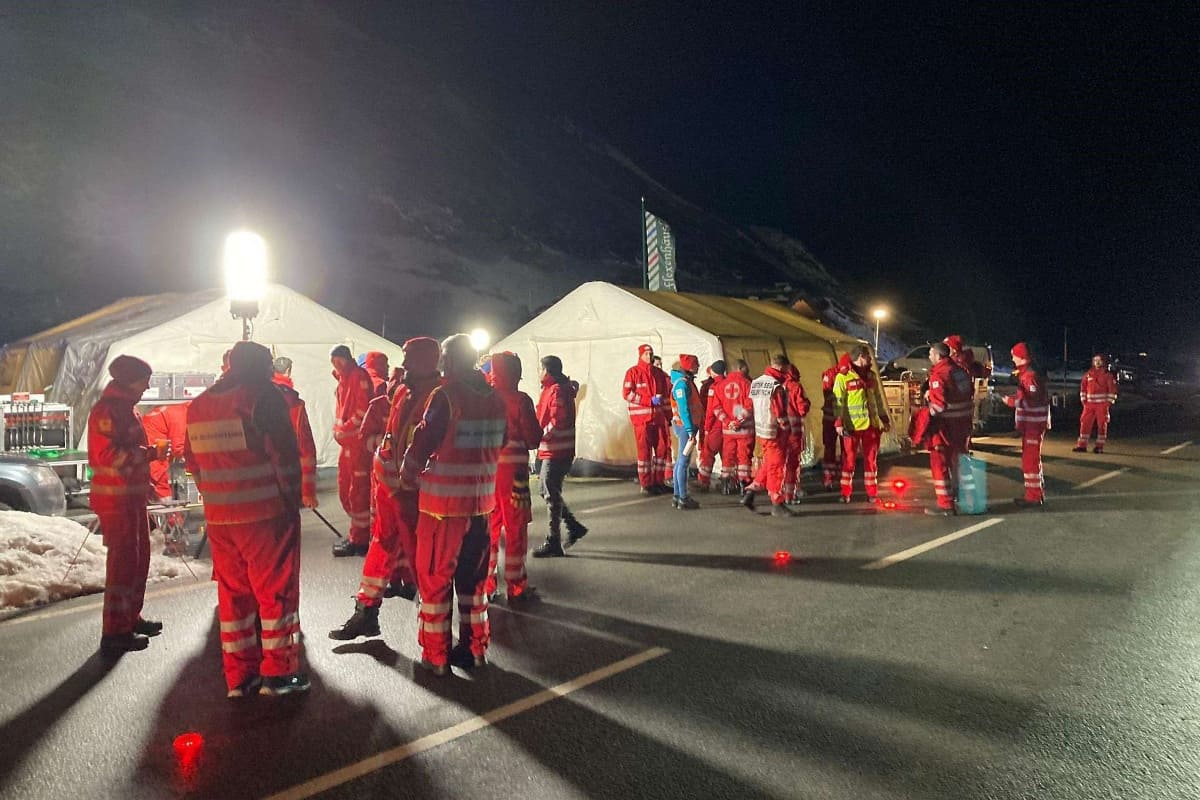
957, 454, 988, 514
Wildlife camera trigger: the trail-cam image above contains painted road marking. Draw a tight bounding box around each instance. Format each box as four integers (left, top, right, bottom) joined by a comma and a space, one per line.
0, 579, 214, 628
263, 646, 670, 800
861, 518, 1005, 570
1161, 441, 1193, 455
1074, 468, 1130, 490
578, 496, 659, 515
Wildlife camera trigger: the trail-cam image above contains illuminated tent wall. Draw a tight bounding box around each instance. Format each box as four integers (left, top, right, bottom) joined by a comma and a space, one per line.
492, 281, 892, 473
8, 284, 398, 467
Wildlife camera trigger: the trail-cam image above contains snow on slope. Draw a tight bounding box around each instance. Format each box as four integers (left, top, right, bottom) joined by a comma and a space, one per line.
0, 512, 203, 614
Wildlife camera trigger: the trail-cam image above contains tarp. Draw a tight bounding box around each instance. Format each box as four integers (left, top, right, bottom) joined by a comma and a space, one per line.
6, 284, 399, 466
492, 282, 892, 471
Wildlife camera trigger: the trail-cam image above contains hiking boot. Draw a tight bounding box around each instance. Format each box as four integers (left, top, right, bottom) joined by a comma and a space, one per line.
449, 644, 486, 670
565, 521, 589, 548
740, 490, 757, 512
925, 506, 956, 517
505, 585, 539, 605
417, 659, 448, 677
259, 673, 311, 696
100, 632, 149, 655
1093, 446, 1104, 454
532, 537, 566, 558
331, 540, 368, 558
1072, 445, 1087, 453
134, 617, 163, 637
384, 581, 418, 601
226, 675, 262, 699
328, 602, 380, 640
771, 503, 799, 517
640, 486, 655, 497
673, 496, 700, 510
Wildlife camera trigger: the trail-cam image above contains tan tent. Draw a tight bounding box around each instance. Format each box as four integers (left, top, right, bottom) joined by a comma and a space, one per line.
492, 282, 890, 471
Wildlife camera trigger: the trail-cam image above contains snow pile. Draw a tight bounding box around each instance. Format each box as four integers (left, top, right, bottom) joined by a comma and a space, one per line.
0, 511, 200, 613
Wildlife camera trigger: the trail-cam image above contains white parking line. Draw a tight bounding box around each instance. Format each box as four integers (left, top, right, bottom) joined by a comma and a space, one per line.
860, 518, 1005, 570
1160, 441, 1193, 455
1074, 468, 1129, 490
263, 646, 670, 800
577, 497, 659, 515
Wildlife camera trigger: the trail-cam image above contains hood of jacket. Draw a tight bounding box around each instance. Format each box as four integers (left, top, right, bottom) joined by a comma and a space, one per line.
491, 351, 522, 391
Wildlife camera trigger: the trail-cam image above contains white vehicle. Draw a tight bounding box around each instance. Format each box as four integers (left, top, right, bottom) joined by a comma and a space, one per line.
886, 344, 992, 378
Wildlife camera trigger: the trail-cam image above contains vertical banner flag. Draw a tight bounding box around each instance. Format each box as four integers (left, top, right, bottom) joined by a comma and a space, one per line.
642, 200, 678, 292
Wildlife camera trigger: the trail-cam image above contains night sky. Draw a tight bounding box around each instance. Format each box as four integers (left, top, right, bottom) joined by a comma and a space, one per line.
369, 2, 1199, 360
4, 3, 1198, 362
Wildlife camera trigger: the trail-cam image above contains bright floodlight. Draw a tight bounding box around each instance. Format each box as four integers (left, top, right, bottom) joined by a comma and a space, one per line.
469, 328, 491, 352
223, 230, 268, 302
872, 307, 889, 321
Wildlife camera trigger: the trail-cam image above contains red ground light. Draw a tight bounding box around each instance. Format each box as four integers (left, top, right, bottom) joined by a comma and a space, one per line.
173, 732, 204, 762
892, 479, 908, 493
774, 551, 791, 564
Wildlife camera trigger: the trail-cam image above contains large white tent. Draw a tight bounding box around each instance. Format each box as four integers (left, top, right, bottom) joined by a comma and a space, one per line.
2, 284, 399, 466
492, 281, 892, 472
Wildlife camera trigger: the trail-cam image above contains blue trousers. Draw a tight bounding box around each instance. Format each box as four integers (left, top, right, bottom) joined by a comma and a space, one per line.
673, 425, 692, 499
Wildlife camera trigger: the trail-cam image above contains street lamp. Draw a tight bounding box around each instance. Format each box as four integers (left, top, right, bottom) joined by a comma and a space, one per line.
871, 307, 888, 354
223, 230, 268, 341
469, 328, 491, 352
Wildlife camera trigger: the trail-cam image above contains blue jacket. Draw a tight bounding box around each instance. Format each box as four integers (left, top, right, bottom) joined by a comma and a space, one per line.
670, 369, 701, 435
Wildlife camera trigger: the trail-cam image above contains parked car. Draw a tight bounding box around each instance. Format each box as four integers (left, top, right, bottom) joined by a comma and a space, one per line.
886, 343, 993, 378
0, 453, 68, 515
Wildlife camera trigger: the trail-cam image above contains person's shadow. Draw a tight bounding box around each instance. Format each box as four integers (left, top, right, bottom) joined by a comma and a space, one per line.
0, 652, 118, 790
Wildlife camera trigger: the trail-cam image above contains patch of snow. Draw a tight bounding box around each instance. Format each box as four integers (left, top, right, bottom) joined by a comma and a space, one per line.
0, 511, 203, 614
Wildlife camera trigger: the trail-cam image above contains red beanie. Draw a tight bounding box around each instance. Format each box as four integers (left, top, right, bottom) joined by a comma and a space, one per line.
944, 334, 964, 353
679, 354, 700, 373
638, 343, 653, 357
109, 355, 152, 385
1011, 342, 1030, 360
402, 337, 441, 376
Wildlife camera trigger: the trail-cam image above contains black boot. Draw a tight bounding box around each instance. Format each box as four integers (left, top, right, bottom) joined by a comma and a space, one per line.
740, 489, 756, 511
100, 632, 150, 655
449, 643, 486, 670
328, 601, 381, 640
384, 581, 418, 601
331, 539, 368, 558
770, 503, 798, 517
533, 536, 566, 558
134, 617, 164, 637
563, 510, 588, 548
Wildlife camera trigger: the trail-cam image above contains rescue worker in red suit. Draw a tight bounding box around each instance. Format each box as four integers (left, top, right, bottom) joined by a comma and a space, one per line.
623, 345, 670, 495
271, 356, 319, 509
328, 338, 443, 640
330, 344, 373, 556
920, 342, 975, 515
141, 401, 189, 500
741, 354, 798, 517
696, 360, 727, 492
820, 354, 851, 490
532, 355, 587, 557
1075, 354, 1118, 453
398, 334, 507, 674
1004, 342, 1050, 507
89, 355, 163, 655
485, 352, 542, 601
185, 341, 308, 696
944, 335, 991, 380
650, 355, 674, 489
782, 363, 812, 503
833, 346, 891, 503
714, 358, 754, 491
362, 351, 389, 398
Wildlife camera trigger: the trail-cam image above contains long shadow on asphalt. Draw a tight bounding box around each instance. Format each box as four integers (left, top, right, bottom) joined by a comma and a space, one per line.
971, 441, 1200, 483
568, 551, 1128, 595
501, 602, 1093, 799
134, 614, 441, 799
0, 652, 117, 792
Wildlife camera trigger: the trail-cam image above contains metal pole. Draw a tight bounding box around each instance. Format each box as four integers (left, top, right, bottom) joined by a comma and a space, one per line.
641, 196, 648, 290
241, 316, 251, 341
874, 319, 881, 354
310, 507, 345, 539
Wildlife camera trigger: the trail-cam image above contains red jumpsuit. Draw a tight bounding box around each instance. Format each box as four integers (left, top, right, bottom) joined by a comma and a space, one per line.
1077, 367, 1117, 450
782, 366, 812, 503
696, 375, 725, 489
623, 358, 669, 489
141, 402, 189, 499
358, 370, 440, 605
820, 355, 851, 488
486, 353, 541, 598
185, 375, 303, 691
714, 371, 754, 487
88, 381, 153, 638
650, 365, 674, 486
400, 374, 506, 667
747, 366, 791, 504
363, 351, 389, 398
333, 361, 374, 544
925, 358, 975, 510
1005, 366, 1050, 502
272, 374, 318, 506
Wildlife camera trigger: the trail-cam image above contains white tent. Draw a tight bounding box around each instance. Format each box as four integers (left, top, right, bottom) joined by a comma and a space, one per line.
492, 281, 891, 472
31, 284, 398, 466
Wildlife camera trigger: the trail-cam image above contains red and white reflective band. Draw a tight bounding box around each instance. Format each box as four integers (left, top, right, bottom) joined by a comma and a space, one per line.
1082, 393, 1117, 403
220, 611, 258, 654
1015, 402, 1050, 425
1023, 471, 1043, 489
261, 613, 300, 651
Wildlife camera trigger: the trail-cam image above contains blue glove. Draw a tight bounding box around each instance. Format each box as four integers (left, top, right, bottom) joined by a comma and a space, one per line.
651, 396, 661, 407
